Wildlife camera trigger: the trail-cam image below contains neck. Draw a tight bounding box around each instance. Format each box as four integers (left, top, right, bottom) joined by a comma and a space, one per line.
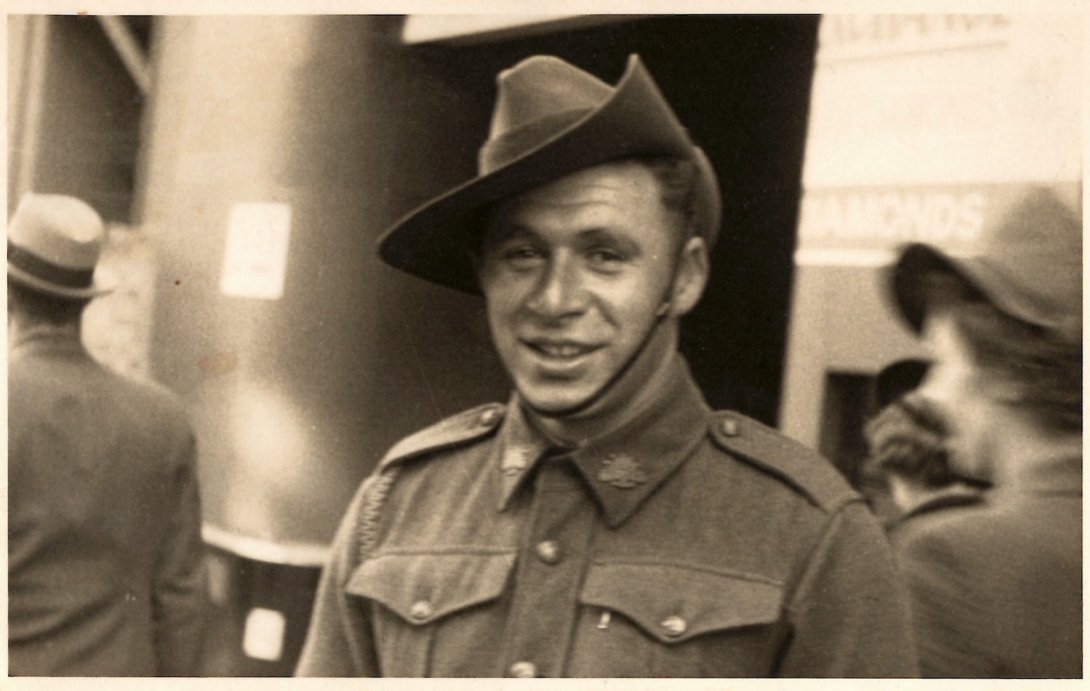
989, 411, 1082, 487
527, 322, 680, 448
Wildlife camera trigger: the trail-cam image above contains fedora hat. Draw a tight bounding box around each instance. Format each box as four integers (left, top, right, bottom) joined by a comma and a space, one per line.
891, 186, 1082, 341
7, 193, 114, 300
377, 54, 722, 294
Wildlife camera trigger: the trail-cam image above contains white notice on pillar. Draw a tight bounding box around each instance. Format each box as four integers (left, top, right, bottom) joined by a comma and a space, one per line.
220, 202, 292, 300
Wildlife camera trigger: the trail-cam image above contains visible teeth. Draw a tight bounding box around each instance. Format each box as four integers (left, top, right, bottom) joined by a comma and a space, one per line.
539, 344, 586, 357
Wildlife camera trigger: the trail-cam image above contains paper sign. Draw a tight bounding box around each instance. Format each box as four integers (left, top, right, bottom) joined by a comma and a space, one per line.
220, 202, 292, 300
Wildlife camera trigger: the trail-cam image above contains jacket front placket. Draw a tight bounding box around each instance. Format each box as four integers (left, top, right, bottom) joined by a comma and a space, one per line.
497, 454, 597, 678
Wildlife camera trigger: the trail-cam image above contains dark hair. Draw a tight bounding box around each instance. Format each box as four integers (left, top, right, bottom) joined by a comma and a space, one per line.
629, 155, 699, 245
865, 393, 956, 488
7, 279, 89, 325
920, 266, 1082, 432
949, 299, 1082, 433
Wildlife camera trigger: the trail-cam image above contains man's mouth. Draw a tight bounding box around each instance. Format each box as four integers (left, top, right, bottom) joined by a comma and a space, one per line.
523, 339, 600, 360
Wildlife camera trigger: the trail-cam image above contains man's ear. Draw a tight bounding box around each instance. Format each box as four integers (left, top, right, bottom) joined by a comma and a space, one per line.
667, 236, 710, 318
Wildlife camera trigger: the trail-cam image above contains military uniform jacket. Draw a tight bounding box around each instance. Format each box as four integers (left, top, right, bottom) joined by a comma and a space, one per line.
8, 327, 208, 676
298, 358, 917, 677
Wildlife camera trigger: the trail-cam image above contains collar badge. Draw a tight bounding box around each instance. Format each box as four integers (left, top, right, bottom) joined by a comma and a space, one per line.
501, 444, 533, 476
598, 453, 648, 489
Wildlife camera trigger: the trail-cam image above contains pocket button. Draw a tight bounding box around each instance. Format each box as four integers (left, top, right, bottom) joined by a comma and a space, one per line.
509, 660, 537, 677
409, 600, 433, 621
660, 615, 688, 637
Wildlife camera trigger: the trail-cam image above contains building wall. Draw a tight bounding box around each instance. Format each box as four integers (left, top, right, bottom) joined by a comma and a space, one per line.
780, 14, 1083, 475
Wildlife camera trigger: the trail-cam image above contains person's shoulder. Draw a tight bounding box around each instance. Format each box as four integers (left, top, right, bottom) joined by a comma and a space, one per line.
891, 497, 1000, 559
705, 410, 858, 514
376, 402, 506, 472
108, 370, 192, 423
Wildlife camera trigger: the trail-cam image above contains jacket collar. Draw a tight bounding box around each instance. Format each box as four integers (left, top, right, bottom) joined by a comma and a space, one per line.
899, 484, 983, 521
493, 355, 711, 527
9, 321, 84, 363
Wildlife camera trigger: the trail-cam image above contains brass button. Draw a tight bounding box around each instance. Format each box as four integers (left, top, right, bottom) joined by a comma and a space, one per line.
719, 417, 740, 437
535, 540, 561, 565
479, 407, 502, 427
409, 600, 433, 621
661, 615, 687, 637
509, 660, 537, 678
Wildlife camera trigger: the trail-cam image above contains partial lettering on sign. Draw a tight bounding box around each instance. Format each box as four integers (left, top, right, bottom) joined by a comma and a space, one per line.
818, 15, 1012, 63
799, 187, 987, 249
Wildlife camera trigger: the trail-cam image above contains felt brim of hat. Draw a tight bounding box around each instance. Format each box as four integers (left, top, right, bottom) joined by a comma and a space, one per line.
892, 242, 1061, 334
8, 262, 116, 300
378, 56, 705, 295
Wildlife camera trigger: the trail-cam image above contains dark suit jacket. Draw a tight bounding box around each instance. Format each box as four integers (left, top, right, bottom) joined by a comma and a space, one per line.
8, 326, 208, 676
890, 455, 1081, 678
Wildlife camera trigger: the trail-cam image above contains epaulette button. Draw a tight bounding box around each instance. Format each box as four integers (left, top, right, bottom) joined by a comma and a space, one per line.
719, 417, 740, 437
478, 407, 502, 428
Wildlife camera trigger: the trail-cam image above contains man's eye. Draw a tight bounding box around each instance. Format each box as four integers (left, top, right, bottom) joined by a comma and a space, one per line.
587, 248, 625, 266
502, 246, 544, 267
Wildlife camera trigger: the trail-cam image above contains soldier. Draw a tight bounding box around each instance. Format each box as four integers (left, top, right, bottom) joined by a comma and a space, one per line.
297, 54, 916, 677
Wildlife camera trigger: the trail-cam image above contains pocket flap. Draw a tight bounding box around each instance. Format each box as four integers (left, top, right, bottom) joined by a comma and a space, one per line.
346, 551, 516, 625
580, 561, 784, 643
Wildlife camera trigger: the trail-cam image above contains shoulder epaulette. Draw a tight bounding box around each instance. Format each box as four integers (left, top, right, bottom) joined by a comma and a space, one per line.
708, 411, 859, 513
377, 402, 505, 472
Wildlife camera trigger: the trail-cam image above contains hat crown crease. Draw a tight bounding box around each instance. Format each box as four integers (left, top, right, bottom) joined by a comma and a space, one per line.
490, 56, 613, 137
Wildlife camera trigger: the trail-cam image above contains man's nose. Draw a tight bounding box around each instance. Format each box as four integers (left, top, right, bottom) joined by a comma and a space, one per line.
526, 256, 585, 319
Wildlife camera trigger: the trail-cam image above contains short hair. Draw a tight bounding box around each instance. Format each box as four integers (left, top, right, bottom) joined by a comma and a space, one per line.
865, 393, 956, 489
7, 279, 89, 326
922, 268, 1082, 433
628, 155, 699, 245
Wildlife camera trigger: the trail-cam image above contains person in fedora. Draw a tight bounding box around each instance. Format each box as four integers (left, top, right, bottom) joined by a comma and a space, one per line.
298, 55, 916, 678
887, 187, 1082, 677
8, 193, 209, 675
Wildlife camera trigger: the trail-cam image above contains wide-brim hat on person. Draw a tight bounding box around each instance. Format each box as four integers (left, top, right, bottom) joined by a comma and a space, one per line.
378, 54, 722, 294
890, 186, 1082, 342
7, 192, 115, 300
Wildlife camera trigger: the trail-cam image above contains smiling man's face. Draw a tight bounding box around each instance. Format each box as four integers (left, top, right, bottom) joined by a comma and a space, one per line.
478, 160, 686, 415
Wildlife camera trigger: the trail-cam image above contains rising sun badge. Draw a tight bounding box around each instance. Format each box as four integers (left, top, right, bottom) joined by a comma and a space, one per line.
597, 453, 648, 489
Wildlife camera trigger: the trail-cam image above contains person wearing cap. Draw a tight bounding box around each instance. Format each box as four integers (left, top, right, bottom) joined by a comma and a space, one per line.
888, 187, 1082, 677
862, 360, 984, 530
7, 193, 209, 675
297, 55, 916, 678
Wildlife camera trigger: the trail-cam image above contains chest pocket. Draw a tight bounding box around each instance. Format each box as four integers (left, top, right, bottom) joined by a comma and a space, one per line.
346, 550, 516, 676
574, 560, 786, 676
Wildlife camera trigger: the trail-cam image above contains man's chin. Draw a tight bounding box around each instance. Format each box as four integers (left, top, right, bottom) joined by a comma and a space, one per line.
518, 385, 598, 418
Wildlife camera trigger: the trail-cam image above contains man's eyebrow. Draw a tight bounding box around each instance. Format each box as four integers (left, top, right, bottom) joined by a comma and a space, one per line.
577, 227, 641, 251
484, 222, 536, 244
